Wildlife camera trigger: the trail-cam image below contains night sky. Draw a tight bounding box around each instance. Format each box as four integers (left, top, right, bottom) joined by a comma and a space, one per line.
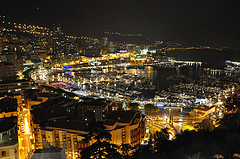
0, 0, 239, 47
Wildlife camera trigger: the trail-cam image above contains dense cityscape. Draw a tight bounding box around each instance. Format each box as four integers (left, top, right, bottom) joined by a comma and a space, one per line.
1, 1, 240, 159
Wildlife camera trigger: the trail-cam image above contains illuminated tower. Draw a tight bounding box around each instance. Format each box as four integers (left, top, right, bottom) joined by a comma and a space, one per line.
122, 97, 127, 110
122, 96, 130, 110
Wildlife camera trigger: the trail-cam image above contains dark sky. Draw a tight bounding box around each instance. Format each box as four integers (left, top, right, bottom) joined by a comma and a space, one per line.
0, 0, 239, 47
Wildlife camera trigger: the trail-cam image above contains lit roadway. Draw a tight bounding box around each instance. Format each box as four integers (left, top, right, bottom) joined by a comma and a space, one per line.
18, 104, 35, 159
145, 111, 206, 140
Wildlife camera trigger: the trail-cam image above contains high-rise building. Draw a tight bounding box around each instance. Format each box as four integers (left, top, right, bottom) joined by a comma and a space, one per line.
33, 119, 91, 159
104, 111, 145, 147
53, 24, 62, 35
102, 37, 108, 47
0, 80, 33, 94
0, 62, 17, 81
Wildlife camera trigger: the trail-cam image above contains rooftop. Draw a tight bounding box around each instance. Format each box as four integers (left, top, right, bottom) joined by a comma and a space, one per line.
0, 97, 17, 113
105, 110, 140, 124
32, 97, 75, 109
44, 119, 89, 133
31, 106, 68, 124
103, 119, 116, 126
194, 105, 215, 111
79, 98, 110, 108
0, 117, 16, 133
0, 117, 18, 147
0, 79, 30, 85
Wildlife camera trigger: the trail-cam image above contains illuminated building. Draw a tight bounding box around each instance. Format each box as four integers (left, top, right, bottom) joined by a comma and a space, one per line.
101, 37, 108, 47
191, 106, 216, 117
32, 111, 145, 158
0, 80, 33, 94
0, 117, 18, 159
0, 52, 24, 74
104, 111, 145, 147
75, 98, 111, 121
33, 119, 91, 159
30, 96, 145, 158
83, 49, 101, 57
0, 62, 17, 81
53, 24, 62, 35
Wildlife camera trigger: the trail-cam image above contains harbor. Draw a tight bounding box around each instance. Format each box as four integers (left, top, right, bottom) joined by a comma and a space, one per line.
32, 60, 238, 113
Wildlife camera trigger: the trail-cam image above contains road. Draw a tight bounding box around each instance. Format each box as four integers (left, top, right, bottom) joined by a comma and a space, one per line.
18, 105, 35, 159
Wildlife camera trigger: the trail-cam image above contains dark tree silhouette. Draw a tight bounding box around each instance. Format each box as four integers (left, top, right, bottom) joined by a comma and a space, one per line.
84, 121, 111, 143
129, 103, 139, 111
144, 104, 159, 115
153, 128, 170, 154
81, 121, 120, 159
120, 144, 136, 159
81, 141, 121, 159
200, 119, 214, 132
225, 94, 240, 113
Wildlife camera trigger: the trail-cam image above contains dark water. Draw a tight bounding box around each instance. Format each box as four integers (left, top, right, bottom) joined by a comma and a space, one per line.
125, 65, 203, 92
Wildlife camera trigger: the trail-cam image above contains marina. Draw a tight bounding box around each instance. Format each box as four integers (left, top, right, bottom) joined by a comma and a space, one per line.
32, 61, 238, 112
31, 61, 236, 139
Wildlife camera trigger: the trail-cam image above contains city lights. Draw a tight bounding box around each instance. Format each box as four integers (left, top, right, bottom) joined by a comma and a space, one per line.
0, 1, 239, 158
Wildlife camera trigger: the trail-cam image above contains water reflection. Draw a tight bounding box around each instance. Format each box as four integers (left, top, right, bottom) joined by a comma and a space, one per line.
125, 65, 203, 91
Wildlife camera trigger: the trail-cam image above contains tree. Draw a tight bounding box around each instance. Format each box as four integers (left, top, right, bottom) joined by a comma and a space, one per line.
153, 128, 170, 153
81, 121, 121, 159
120, 144, 135, 159
129, 103, 139, 111
200, 119, 214, 132
84, 121, 111, 142
81, 141, 121, 159
221, 112, 240, 133
225, 94, 240, 113
134, 130, 170, 158
133, 143, 157, 159
144, 104, 159, 115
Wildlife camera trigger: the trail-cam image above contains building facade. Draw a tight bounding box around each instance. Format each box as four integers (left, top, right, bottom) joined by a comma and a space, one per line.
0, 80, 33, 94
33, 119, 91, 159
105, 111, 145, 147
32, 111, 145, 158
0, 118, 18, 159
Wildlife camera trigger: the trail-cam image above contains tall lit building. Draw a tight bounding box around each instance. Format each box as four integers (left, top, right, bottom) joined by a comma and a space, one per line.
0, 62, 17, 81
102, 37, 108, 47
104, 111, 145, 147
53, 24, 62, 35
0, 80, 33, 94
33, 119, 91, 159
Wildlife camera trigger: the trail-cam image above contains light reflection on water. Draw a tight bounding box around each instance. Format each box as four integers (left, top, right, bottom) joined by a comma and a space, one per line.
124, 65, 203, 91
